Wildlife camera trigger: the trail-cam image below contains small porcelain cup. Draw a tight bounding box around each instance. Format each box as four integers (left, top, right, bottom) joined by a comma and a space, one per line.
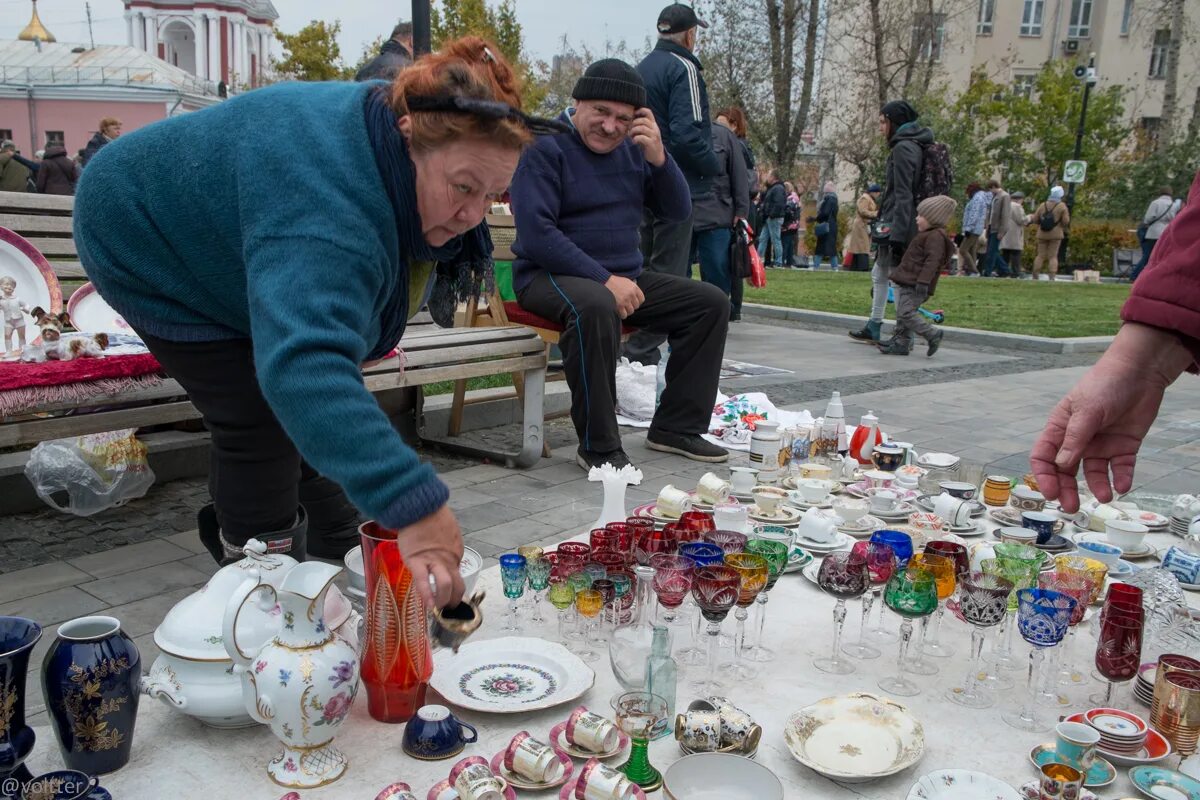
565, 706, 620, 753
894, 471, 920, 491
1010, 485, 1047, 513
800, 463, 832, 480
374, 782, 419, 800
751, 486, 788, 516
938, 481, 977, 500
983, 475, 1012, 506
574, 758, 635, 800
450, 756, 506, 800
674, 710, 721, 751
402, 704, 479, 761
796, 508, 837, 544
869, 489, 899, 514
831, 497, 870, 525
1054, 721, 1100, 773
729, 467, 758, 495
1021, 511, 1059, 545
1038, 762, 1083, 800
933, 493, 970, 528
712, 502, 749, 533
696, 472, 731, 505
503, 731, 561, 784
656, 485, 692, 519
1104, 519, 1148, 552
1075, 540, 1122, 569
862, 469, 894, 489
871, 445, 905, 472
996, 526, 1037, 545
1161, 546, 1200, 585
794, 479, 832, 503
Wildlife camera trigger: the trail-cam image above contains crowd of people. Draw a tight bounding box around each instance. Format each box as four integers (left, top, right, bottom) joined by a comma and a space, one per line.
0, 117, 122, 197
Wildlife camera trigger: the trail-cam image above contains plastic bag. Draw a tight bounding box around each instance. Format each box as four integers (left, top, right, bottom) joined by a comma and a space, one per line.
615, 357, 658, 422
24, 429, 156, 516
748, 240, 767, 289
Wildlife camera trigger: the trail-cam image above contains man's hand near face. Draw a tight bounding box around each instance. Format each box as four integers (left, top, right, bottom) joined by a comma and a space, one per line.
630, 109, 666, 168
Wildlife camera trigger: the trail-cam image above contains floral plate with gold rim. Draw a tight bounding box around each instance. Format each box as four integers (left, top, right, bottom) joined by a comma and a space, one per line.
431, 637, 594, 713
907, 769, 1020, 800
784, 692, 926, 783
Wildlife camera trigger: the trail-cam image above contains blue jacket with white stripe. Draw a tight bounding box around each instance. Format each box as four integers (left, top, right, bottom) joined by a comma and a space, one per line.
637, 39, 719, 199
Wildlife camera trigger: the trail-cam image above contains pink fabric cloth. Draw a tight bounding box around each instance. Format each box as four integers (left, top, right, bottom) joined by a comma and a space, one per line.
0, 354, 164, 417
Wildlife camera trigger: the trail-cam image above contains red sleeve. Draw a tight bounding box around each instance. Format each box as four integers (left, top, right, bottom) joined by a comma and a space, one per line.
1121, 170, 1200, 371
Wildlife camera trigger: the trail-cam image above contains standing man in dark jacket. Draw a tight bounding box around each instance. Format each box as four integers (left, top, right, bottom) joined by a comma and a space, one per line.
693, 120, 749, 296
757, 172, 787, 266
623, 2, 720, 367
981, 178, 1012, 277
354, 22, 413, 83
35, 144, 79, 196
849, 100, 932, 343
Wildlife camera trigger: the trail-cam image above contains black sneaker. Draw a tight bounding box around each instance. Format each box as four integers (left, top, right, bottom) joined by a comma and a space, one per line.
645, 430, 729, 462
576, 448, 633, 472
877, 340, 911, 356
926, 329, 944, 358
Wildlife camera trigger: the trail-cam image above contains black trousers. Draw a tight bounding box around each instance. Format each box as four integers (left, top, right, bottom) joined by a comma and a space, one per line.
622, 207, 695, 366
137, 331, 360, 547
517, 271, 729, 455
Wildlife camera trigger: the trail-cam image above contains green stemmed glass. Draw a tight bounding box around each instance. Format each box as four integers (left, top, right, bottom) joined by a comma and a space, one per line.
526, 556, 552, 624
547, 578, 576, 643
612, 691, 669, 792
744, 539, 789, 662
877, 566, 938, 697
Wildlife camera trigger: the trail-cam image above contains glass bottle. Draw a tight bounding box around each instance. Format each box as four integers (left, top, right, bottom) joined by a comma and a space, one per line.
609, 566, 668, 700
644, 626, 677, 733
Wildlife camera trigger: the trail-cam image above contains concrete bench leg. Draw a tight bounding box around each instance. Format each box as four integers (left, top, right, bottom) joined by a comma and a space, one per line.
419, 366, 546, 470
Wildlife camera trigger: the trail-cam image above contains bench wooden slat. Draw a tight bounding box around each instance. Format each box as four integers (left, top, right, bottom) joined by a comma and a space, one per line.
22, 237, 78, 257
0, 191, 74, 214
0, 214, 75, 236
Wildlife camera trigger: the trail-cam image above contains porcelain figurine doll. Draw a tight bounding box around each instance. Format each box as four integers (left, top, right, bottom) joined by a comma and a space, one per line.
0, 275, 30, 359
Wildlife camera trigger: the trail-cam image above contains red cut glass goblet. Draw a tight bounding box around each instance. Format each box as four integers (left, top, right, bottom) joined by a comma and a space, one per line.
691, 565, 741, 696
650, 554, 695, 625
1091, 614, 1143, 706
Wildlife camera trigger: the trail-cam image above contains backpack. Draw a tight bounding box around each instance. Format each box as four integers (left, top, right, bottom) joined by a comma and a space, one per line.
916, 141, 953, 203
1039, 203, 1059, 232
783, 198, 800, 225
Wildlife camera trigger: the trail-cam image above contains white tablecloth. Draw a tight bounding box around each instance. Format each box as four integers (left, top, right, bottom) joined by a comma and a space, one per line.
24, 522, 1199, 799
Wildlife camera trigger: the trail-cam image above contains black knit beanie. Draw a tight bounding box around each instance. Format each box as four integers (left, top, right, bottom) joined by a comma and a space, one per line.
572, 59, 647, 109
880, 100, 919, 128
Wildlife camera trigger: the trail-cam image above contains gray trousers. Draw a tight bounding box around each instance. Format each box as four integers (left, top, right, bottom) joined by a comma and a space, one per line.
622, 207, 695, 366
959, 232, 981, 274
869, 246, 894, 323
893, 284, 936, 347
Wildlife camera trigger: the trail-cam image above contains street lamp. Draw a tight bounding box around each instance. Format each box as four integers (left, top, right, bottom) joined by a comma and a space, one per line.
1060, 53, 1097, 267
413, 0, 431, 56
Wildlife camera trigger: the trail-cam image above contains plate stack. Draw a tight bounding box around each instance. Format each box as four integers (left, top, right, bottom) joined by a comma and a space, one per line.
1169, 512, 1192, 537
1085, 708, 1149, 758
1134, 663, 1157, 707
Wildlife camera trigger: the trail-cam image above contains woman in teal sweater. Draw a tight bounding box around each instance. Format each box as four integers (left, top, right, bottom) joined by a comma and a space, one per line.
73, 38, 551, 609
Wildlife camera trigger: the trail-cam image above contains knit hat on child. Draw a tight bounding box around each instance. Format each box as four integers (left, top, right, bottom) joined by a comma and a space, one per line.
916, 195, 957, 228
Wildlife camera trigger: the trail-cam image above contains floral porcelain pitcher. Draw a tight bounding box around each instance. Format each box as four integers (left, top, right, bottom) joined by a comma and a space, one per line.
222, 560, 360, 789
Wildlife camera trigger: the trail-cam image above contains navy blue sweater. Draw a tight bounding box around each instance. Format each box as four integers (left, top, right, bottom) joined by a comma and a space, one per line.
509, 110, 691, 293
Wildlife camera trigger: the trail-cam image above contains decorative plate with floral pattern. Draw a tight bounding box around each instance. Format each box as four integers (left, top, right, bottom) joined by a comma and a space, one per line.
907, 769, 1020, 800
432, 637, 594, 713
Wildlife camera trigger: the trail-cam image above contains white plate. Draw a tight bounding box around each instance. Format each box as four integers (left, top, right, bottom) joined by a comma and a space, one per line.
66, 281, 132, 335
0, 227, 61, 340
836, 514, 886, 534
748, 505, 802, 525
800, 559, 821, 585
430, 636, 594, 713
794, 531, 856, 554
907, 769, 1020, 800
784, 692, 926, 783
871, 501, 919, 519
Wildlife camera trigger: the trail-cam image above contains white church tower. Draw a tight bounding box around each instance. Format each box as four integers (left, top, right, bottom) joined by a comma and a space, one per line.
123, 0, 278, 90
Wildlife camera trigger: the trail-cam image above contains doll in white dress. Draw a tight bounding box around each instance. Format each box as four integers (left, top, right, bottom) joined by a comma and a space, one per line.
0, 275, 30, 359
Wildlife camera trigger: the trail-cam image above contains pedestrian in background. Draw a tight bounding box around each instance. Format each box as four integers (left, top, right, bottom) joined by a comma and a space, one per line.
810, 180, 839, 269
981, 178, 1011, 277
36, 141, 79, 196
80, 117, 121, 167
959, 182, 989, 275
878, 195, 955, 357
847, 183, 880, 272
693, 114, 749, 297
1031, 186, 1070, 280
1131, 186, 1178, 282
355, 21, 414, 82
1000, 190, 1029, 277
781, 181, 801, 268
757, 170, 787, 266
0, 141, 31, 192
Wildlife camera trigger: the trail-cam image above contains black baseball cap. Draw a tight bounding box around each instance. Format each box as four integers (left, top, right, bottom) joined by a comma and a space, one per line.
657, 3, 708, 34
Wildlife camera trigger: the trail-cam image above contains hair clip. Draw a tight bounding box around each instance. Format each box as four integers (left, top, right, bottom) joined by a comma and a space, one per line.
482, 46, 497, 63
406, 94, 572, 136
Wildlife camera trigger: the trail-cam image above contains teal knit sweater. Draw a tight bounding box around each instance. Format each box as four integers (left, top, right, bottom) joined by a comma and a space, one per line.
74, 81, 448, 532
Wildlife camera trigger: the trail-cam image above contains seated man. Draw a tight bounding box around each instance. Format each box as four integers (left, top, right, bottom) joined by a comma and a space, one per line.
510, 59, 730, 471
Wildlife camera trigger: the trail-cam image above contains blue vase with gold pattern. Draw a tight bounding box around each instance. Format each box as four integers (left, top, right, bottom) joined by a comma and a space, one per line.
0, 617, 42, 799
41, 616, 140, 775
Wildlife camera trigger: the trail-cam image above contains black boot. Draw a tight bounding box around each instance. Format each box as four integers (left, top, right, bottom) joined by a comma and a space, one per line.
300, 473, 365, 560
848, 320, 882, 342
198, 503, 309, 566
877, 339, 911, 356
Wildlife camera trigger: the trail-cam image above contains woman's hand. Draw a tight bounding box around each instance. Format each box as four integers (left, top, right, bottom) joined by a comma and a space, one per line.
1030, 323, 1192, 513
394, 504, 466, 609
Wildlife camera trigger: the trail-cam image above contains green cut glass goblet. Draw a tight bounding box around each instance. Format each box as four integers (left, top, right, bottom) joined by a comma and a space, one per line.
612, 691, 669, 792
877, 566, 938, 697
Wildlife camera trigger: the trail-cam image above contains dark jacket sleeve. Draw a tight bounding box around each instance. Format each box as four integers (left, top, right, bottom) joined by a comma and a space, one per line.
729, 142, 749, 221
764, 184, 787, 218
664, 68, 720, 180
80, 134, 104, 167
1122, 170, 1200, 368
13, 154, 38, 174
644, 153, 692, 223
509, 144, 612, 284
889, 140, 922, 246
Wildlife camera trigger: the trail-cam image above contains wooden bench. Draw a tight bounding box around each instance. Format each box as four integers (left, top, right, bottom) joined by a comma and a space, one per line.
0, 191, 549, 470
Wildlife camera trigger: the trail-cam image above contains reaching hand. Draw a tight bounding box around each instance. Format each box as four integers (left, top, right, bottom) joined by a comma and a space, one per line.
1030, 323, 1192, 513
394, 504, 465, 609
630, 109, 665, 167
605, 275, 645, 319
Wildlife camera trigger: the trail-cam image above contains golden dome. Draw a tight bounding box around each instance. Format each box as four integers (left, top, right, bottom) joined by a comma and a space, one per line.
18, 1, 56, 43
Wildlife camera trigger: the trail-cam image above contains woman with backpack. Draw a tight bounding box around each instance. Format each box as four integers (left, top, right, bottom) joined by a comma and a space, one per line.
1130, 186, 1178, 282
1031, 186, 1070, 280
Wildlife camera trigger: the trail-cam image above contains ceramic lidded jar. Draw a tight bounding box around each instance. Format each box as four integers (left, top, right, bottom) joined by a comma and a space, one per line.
41, 615, 140, 775
223, 560, 361, 789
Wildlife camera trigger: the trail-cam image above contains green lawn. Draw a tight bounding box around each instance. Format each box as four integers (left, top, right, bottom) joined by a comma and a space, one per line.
743, 271, 1130, 337
424, 373, 514, 397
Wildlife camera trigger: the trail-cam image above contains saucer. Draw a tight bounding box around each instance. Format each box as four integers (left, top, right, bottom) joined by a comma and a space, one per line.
551, 721, 630, 760
1108, 559, 1138, 577
1020, 781, 1098, 800
490, 748, 574, 790
1029, 744, 1115, 787
1032, 534, 1073, 553
783, 476, 843, 494
1129, 766, 1200, 800
793, 531, 855, 553
1077, 533, 1155, 559
748, 505, 802, 525
785, 547, 814, 574
1064, 713, 1172, 767
786, 494, 834, 510
917, 495, 986, 517
871, 501, 918, 519
836, 513, 884, 532
945, 522, 986, 537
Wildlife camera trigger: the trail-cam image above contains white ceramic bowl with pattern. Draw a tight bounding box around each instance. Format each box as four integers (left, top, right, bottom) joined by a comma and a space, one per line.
784, 692, 926, 783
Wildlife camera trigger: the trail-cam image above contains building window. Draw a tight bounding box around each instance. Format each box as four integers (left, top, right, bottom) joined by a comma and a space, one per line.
44, 131, 64, 147
1141, 117, 1162, 148
1013, 74, 1037, 100
1149, 29, 1170, 78
1120, 0, 1134, 35
912, 12, 947, 61
977, 0, 995, 35
0, 129, 12, 142
1020, 0, 1044, 36
1068, 0, 1092, 38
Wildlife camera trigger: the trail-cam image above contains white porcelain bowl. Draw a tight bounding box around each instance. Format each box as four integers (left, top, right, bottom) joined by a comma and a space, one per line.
663, 753, 784, 800
1104, 520, 1148, 552
794, 478, 834, 503
344, 544, 483, 598
831, 497, 870, 525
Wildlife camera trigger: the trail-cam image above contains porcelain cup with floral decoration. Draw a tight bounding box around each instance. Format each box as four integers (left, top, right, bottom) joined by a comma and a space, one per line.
751, 486, 788, 515
565, 706, 620, 753
1010, 486, 1046, 513
503, 731, 560, 783
796, 508, 837, 544
575, 758, 636, 800
449, 756, 506, 800
1054, 721, 1099, 774
729, 467, 758, 494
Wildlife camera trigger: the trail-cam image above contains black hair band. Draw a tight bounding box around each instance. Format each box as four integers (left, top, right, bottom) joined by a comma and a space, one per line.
406, 94, 571, 136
